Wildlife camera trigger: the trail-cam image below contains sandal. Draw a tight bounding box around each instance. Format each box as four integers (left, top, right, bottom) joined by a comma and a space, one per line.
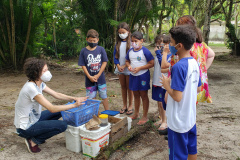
158, 122, 168, 135
129, 115, 139, 120
120, 108, 127, 114
154, 120, 162, 127
126, 109, 134, 115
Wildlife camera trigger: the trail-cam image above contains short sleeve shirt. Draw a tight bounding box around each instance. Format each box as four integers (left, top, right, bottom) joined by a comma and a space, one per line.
14, 82, 46, 130
166, 57, 201, 133
125, 46, 154, 76
78, 46, 108, 87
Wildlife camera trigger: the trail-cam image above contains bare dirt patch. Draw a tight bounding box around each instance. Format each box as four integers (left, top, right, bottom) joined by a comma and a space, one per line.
0, 46, 240, 160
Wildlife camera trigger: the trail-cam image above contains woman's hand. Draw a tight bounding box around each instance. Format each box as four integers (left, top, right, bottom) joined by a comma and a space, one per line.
73, 96, 88, 107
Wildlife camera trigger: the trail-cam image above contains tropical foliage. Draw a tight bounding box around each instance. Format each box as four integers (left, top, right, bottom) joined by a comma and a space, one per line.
0, 0, 240, 70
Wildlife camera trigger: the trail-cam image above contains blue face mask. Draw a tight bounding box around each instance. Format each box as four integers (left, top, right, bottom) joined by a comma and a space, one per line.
169, 43, 179, 55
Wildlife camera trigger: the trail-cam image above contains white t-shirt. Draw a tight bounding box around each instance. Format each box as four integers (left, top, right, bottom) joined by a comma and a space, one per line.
166, 57, 201, 133
152, 50, 172, 86
114, 41, 131, 74
14, 81, 46, 130
125, 46, 154, 76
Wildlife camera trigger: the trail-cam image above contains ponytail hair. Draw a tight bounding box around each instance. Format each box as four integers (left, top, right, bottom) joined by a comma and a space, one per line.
115, 22, 131, 59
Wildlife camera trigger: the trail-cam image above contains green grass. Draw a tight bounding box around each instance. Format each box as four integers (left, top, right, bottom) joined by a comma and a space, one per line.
208, 42, 226, 47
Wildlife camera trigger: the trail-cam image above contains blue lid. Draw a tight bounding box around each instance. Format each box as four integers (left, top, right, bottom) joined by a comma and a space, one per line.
101, 110, 120, 116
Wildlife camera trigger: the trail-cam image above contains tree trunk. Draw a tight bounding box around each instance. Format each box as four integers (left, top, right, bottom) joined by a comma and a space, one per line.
202, 0, 214, 44
9, 0, 16, 69
21, 1, 34, 64
53, 20, 58, 58
4, 7, 12, 62
144, 23, 149, 43
112, 0, 118, 73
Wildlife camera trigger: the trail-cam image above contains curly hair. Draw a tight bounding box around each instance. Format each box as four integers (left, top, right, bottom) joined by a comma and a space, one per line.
169, 25, 196, 50
176, 15, 203, 43
23, 57, 46, 81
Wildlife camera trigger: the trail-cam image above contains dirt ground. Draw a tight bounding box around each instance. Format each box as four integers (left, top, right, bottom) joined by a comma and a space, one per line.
0, 45, 239, 160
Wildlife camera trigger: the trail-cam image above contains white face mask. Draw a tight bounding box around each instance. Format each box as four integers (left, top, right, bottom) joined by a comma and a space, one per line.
41, 71, 52, 82
119, 32, 128, 40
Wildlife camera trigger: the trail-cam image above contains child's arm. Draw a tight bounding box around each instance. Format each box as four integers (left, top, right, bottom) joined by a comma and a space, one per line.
206, 47, 215, 70
113, 46, 124, 72
132, 60, 154, 74
160, 74, 182, 102
161, 68, 169, 73
93, 62, 107, 81
161, 45, 171, 69
82, 66, 96, 82
125, 60, 133, 72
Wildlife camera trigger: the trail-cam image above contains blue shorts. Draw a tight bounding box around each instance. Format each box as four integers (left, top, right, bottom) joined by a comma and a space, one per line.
152, 85, 166, 110
86, 84, 107, 99
168, 124, 197, 160
129, 70, 150, 91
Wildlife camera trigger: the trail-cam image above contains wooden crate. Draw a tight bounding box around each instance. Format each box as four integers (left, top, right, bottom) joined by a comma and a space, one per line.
109, 116, 128, 143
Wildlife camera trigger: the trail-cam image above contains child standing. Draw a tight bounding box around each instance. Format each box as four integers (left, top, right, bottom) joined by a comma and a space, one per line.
161, 25, 201, 160
113, 22, 133, 115
78, 29, 109, 110
152, 35, 172, 134
125, 31, 154, 125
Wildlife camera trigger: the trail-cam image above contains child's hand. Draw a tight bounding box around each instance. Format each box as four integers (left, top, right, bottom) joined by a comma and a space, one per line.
93, 75, 99, 82
128, 66, 133, 72
163, 45, 170, 54
117, 65, 124, 72
154, 46, 159, 52
160, 74, 171, 89
132, 67, 141, 74
89, 76, 97, 82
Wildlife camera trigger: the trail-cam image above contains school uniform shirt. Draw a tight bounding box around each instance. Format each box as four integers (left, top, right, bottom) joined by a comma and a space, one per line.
152, 50, 172, 87
166, 57, 201, 133
14, 82, 46, 130
78, 46, 108, 87
125, 46, 154, 76
113, 41, 131, 75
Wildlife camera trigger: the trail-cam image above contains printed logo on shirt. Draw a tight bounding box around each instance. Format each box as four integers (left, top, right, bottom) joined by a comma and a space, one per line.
137, 56, 141, 61
159, 93, 162, 98
141, 81, 146, 86
87, 54, 101, 72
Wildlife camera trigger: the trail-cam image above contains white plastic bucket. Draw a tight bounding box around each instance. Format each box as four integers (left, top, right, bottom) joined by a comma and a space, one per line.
79, 123, 111, 158
65, 125, 82, 153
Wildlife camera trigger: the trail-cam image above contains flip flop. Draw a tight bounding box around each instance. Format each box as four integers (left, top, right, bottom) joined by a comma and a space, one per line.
137, 119, 149, 125
154, 120, 162, 127
120, 108, 127, 114
158, 123, 168, 135
126, 109, 134, 115
129, 115, 139, 120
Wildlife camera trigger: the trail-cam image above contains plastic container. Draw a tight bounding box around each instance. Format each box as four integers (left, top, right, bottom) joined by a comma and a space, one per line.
79, 123, 111, 158
114, 115, 132, 131
100, 110, 120, 116
65, 125, 82, 153
61, 99, 101, 127
99, 114, 108, 127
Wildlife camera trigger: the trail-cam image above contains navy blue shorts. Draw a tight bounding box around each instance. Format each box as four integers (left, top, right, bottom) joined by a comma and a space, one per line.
152, 85, 166, 110
129, 70, 150, 91
168, 124, 197, 160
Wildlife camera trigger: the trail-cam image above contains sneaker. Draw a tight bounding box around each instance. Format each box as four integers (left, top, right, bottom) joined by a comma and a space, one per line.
25, 139, 41, 153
